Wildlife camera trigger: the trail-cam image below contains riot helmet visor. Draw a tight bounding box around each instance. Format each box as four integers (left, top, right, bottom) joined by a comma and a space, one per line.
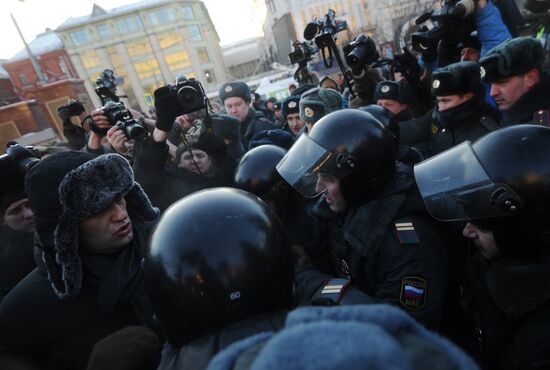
276, 134, 355, 198
414, 141, 523, 221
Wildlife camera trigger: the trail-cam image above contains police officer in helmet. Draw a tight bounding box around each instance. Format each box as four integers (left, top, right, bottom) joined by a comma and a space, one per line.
277, 109, 448, 330
143, 188, 294, 369
415, 125, 550, 369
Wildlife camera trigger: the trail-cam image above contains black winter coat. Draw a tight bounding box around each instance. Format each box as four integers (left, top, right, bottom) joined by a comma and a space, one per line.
311, 165, 448, 330
0, 221, 157, 370
133, 138, 236, 211
500, 73, 550, 126
0, 226, 35, 304
463, 254, 550, 370
240, 108, 274, 150
400, 99, 500, 158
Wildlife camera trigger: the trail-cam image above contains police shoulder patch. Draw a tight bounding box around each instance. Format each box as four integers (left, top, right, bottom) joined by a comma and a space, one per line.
400, 276, 427, 310
394, 217, 419, 245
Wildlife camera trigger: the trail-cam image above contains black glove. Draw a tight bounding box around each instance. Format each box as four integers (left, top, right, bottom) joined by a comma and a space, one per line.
154, 86, 179, 132
394, 48, 422, 85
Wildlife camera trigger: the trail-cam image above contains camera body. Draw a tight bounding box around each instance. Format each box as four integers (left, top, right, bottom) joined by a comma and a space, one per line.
172, 75, 207, 115
412, 0, 476, 61
343, 35, 379, 70
101, 101, 147, 141
95, 69, 119, 103
288, 42, 315, 65
0, 143, 40, 175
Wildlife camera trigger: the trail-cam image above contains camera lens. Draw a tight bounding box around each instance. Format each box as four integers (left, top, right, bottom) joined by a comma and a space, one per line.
125, 123, 147, 141
177, 86, 201, 109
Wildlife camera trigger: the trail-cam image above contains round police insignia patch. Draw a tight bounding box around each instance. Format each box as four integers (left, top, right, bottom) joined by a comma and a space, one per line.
305, 107, 314, 118
288, 101, 297, 108
432, 80, 440, 89
381, 85, 390, 93
225, 85, 233, 93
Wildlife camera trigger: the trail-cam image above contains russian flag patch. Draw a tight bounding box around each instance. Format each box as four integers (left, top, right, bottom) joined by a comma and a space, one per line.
400, 276, 427, 310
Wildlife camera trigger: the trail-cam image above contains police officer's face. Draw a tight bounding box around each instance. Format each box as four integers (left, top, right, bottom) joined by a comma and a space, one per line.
275, 109, 282, 119
460, 47, 480, 62
224, 97, 249, 123
377, 99, 408, 115
315, 174, 348, 213
179, 149, 211, 174
79, 196, 133, 254
287, 113, 305, 135
462, 222, 500, 260
3, 198, 34, 233
436, 93, 473, 111
490, 71, 537, 110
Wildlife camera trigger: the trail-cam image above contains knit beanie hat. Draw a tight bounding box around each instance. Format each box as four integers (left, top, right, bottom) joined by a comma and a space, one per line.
177, 132, 227, 162
25, 151, 159, 300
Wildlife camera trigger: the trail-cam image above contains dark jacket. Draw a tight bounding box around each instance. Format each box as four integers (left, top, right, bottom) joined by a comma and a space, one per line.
0, 221, 157, 370
0, 226, 35, 304
500, 73, 550, 126
158, 311, 286, 370
464, 254, 550, 370
133, 138, 236, 212
311, 165, 448, 330
400, 97, 500, 157
240, 108, 274, 150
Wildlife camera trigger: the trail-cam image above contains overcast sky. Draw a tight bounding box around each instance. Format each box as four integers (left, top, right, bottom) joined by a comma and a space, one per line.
0, 0, 266, 60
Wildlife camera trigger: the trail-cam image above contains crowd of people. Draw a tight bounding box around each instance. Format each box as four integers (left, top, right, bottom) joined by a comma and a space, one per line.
1, 0, 550, 369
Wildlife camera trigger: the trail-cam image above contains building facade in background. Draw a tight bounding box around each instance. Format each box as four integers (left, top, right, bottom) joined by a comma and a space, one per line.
222, 37, 274, 80
56, 0, 228, 113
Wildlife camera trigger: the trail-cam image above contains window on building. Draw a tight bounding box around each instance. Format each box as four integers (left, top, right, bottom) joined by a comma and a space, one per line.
18, 73, 30, 86
181, 6, 194, 19
158, 30, 183, 49
81, 50, 100, 69
70, 29, 92, 46
117, 15, 143, 34
59, 57, 70, 76
134, 58, 161, 80
204, 69, 216, 84
197, 47, 210, 63
187, 25, 202, 42
149, 8, 175, 26
96, 24, 111, 39
165, 51, 191, 71
126, 37, 152, 57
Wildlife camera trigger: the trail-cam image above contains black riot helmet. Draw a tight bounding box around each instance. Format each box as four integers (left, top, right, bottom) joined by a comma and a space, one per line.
144, 188, 293, 348
415, 125, 550, 259
234, 144, 287, 198
277, 109, 397, 206
358, 104, 400, 143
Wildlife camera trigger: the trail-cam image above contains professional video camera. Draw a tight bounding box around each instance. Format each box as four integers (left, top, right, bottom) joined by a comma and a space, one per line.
412, 0, 476, 62
0, 142, 40, 176
92, 69, 147, 141
301, 9, 355, 96
288, 41, 316, 65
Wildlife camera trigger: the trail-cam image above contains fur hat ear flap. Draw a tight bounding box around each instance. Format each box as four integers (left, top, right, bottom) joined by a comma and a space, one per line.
52, 213, 82, 300
125, 182, 160, 223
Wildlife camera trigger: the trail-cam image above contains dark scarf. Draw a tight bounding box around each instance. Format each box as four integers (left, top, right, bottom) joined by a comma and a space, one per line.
501, 72, 550, 126
80, 221, 149, 313
432, 93, 484, 129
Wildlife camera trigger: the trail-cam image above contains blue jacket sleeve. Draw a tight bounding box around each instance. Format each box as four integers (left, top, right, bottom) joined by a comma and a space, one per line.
476, 0, 512, 57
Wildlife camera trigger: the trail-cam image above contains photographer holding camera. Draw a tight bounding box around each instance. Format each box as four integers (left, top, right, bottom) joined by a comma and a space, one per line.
132, 77, 236, 211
